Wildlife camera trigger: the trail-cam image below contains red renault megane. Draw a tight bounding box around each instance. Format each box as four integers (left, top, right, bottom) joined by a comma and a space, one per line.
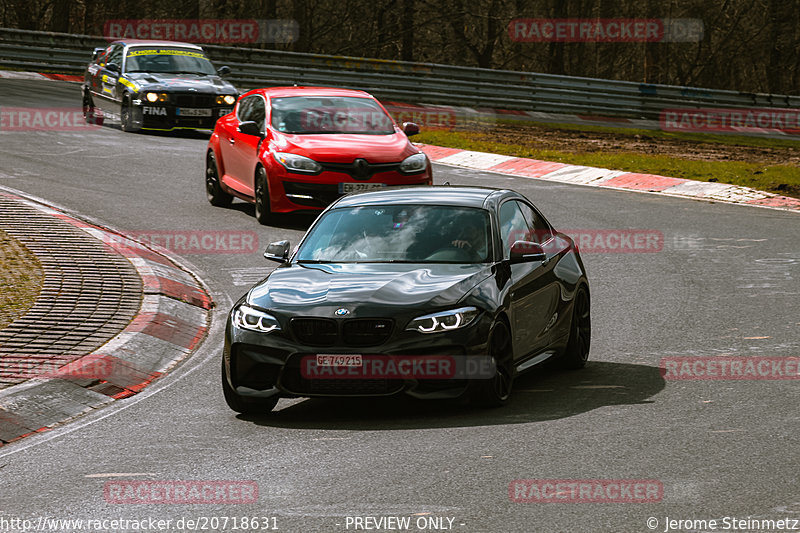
205, 87, 433, 223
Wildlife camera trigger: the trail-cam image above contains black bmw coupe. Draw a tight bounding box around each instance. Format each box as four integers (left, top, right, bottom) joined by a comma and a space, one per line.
82, 39, 237, 132
222, 186, 591, 413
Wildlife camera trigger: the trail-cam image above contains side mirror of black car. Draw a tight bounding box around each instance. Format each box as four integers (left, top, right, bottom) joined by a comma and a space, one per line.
92, 47, 105, 61
509, 241, 546, 263
237, 121, 262, 137
217, 65, 232, 76
106, 62, 120, 73
264, 240, 291, 263
402, 122, 420, 137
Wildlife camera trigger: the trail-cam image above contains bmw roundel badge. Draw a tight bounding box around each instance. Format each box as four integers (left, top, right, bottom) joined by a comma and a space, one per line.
335, 308, 350, 316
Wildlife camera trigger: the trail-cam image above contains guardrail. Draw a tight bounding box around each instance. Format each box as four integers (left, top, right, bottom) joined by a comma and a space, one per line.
2, 26, 800, 121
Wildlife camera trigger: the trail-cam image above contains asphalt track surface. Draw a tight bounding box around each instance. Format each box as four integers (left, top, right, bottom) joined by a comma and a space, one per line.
0, 78, 799, 532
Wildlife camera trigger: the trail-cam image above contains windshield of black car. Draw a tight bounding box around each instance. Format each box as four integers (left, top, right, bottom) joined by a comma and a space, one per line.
124, 47, 216, 75
295, 205, 492, 263
270, 96, 395, 134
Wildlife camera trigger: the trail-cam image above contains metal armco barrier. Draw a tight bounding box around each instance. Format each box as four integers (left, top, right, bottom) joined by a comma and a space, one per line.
2, 26, 800, 119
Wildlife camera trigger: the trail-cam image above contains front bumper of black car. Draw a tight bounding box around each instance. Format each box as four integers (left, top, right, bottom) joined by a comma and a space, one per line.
130, 96, 233, 130
223, 311, 494, 400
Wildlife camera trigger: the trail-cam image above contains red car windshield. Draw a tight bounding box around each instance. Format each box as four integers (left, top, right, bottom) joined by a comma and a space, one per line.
270, 96, 395, 135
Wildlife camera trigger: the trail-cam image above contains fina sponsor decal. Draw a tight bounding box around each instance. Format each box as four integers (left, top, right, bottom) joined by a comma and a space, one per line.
142, 107, 167, 116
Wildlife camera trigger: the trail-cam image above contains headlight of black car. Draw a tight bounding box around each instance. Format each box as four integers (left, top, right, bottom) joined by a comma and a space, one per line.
233, 304, 281, 333
406, 307, 479, 334
144, 92, 169, 103
216, 95, 236, 105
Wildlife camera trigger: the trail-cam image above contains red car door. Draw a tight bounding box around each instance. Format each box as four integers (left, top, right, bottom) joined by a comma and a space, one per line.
222, 94, 266, 199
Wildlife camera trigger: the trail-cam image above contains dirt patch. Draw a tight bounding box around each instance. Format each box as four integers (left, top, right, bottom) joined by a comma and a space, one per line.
0, 229, 43, 330
472, 122, 800, 166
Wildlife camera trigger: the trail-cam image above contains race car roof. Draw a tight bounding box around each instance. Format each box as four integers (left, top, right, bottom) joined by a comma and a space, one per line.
112, 39, 205, 50
244, 87, 374, 99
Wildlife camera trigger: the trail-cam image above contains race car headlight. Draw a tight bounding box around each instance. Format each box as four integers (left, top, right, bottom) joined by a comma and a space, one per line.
399, 153, 428, 174
233, 304, 281, 333
273, 152, 322, 174
406, 307, 479, 334
217, 95, 236, 105
144, 92, 168, 102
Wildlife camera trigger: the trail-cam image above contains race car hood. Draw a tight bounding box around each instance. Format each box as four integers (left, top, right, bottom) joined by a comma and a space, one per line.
124, 72, 236, 93
247, 262, 492, 315
271, 131, 418, 164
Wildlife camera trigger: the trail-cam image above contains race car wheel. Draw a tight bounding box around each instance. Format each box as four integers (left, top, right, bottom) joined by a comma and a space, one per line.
82, 92, 103, 125
120, 99, 140, 133
254, 166, 274, 225
205, 151, 233, 207
221, 359, 279, 415
558, 285, 591, 370
471, 321, 514, 407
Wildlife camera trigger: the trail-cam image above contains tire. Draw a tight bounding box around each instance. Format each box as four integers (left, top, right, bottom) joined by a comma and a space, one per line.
82, 92, 103, 125
205, 151, 233, 207
120, 99, 140, 132
471, 321, 514, 407
254, 166, 274, 225
558, 285, 591, 370
221, 359, 279, 415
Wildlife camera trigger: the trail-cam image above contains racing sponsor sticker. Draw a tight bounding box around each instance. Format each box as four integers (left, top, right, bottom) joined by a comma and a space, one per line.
126, 48, 207, 59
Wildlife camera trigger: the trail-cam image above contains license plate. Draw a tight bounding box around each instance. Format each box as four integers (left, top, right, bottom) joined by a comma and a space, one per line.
316, 354, 363, 367
338, 182, 385, 194
177, 108, 212, 117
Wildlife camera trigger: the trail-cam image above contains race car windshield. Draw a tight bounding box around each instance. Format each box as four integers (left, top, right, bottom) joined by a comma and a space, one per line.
296, 205, 492, 263
124, 48, 216, 75
270, 96, 395, 135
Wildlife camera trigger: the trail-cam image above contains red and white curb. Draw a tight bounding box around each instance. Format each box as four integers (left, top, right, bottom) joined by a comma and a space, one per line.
0, 70, 83, 82
0, 193, 211, 444
419, 144, 800, 212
